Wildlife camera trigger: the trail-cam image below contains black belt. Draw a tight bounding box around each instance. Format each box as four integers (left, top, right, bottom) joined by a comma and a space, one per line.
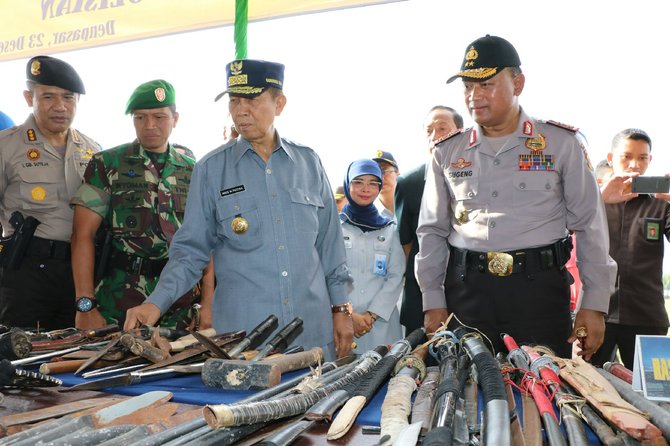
25, 237, 71, 260
110, 251, 168, 277
452, 237, 572, 277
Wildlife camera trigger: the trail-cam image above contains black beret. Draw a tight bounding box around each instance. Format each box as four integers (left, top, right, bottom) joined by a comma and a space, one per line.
447, 35, 521, 84
214, 59, 284, 101
26, 55, 85, 94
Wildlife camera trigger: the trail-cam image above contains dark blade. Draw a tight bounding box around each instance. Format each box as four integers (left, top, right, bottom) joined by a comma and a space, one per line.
251, 317, 303, 361
75, 336, 121, 376
61, 373, 133, 392
191, 331, 231, 359
227, 314, 279, 358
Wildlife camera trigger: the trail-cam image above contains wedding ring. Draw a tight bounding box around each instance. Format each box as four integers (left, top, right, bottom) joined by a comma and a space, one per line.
575, 326, 588, 338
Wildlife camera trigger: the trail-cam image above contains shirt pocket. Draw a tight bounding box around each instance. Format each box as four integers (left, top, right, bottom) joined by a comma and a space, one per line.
289, 188, 324, 234
215, 195, 262, 251
18, 166, 60, 210
110, 191, 153, 237
446, 168, 479, 201
512, 171, 560, 215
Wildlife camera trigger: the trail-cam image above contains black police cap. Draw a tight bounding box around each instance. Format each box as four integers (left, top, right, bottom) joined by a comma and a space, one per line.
447, 35, 521, 84
26, 55, 86, 94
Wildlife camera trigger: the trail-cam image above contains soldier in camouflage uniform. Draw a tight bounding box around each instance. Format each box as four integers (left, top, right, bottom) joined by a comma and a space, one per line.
70, 79, 213, 330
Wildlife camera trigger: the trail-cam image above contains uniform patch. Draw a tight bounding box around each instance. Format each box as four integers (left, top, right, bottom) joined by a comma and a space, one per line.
27, 148, 40, 160
123, 169, 139, 178
26, 129, 37, 142
451, 157, 472, 169
435, 128, 466, 146
220, 185, 246, 197
31, 186, 46, 201
525, 134, 546, 151
155, 87, 166, 102
469, 129, 478, 146
523, 120, 533, 135
645, 218, 662, 241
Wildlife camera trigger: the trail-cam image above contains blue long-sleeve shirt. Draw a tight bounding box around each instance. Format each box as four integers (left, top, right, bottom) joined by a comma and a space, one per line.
148, 132, 351, 357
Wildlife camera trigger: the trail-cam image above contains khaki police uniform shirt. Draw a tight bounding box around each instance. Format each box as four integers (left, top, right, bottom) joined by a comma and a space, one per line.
415, 109, 616, 314
0, 114, 100, 241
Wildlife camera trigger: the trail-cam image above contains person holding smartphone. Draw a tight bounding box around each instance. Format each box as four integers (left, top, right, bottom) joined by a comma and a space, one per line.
592, 128, 670, 368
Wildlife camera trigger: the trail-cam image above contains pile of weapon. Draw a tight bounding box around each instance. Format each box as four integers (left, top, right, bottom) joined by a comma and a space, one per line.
3, 316, 670, 445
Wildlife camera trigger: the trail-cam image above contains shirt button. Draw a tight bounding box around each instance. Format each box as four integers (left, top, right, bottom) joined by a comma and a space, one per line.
492, 190, 498, 197
545, 183, 551, 190
493, 159, 500, 166
360, 290, 365, 294
305, 196, 310, 202
490, 221, 496, 228
272, 193, 278, 198
468, 191, 475, 198
278, 245, 285, 251
234, 205, 240, 211
519, 182, 526, 189
283, 299, 289, 305
266, 168, 272, 175
281, 271, 288, 277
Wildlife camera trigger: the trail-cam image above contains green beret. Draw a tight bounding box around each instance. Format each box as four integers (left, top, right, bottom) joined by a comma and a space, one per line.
27, 55, 85, 94
125, 79, 175, 114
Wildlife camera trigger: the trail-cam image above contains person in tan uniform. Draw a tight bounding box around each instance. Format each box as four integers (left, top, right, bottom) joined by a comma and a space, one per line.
0, 55, 101, 330
416, 35, 616, 359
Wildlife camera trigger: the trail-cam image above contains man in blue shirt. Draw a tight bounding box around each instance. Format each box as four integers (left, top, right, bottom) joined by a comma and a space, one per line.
125, 60, 354, 359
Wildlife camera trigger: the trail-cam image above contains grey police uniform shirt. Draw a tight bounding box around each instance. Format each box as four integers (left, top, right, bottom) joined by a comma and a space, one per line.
0, 114, 100, 241
415, 109, 616, 314
147, 132, 351, 358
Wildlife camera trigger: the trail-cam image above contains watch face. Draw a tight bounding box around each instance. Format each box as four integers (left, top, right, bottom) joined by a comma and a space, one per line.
76, 297, 95, 312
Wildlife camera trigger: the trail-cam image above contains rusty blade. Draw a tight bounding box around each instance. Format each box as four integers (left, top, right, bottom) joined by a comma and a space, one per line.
191, 331, 231, 359
139, 329, 244, 371
75, 336, 122, 376
0, 396, 123, 428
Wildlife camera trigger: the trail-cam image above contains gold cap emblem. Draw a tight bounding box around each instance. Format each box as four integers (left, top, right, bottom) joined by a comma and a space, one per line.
154, 87, 166, 102
231, 215, 249, 234
230, 61, 243, 75
30, 60, 41, 76
464, 46, 479, 67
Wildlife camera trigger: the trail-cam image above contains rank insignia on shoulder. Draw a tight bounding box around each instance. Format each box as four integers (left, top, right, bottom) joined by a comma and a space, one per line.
545, 120, 578, 133
525, 133, 546, 151
26, 129, 37, 142
435, 128, 467, 146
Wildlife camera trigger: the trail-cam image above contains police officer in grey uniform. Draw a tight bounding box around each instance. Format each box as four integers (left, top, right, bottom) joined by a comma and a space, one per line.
0, 55, 101, 330
416, 35, 616, 359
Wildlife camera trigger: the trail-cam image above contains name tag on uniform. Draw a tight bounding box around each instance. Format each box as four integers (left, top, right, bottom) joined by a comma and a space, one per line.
220, 185, 245, 197
373, 253, 387, 276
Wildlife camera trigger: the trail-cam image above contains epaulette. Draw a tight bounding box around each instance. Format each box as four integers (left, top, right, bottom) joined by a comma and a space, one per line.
544, 120, 579, 133
435, 127, 468, 146
174, 144, 196, 160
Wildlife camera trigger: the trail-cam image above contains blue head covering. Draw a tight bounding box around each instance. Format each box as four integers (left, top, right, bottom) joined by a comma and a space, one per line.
340, 159, 392, 232
0, 111, 14, 131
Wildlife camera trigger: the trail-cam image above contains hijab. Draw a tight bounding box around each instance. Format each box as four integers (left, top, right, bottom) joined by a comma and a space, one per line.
340, 159, 393, 232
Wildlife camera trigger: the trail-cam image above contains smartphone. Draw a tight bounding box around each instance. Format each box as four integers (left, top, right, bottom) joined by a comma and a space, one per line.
631, 176, 670, 194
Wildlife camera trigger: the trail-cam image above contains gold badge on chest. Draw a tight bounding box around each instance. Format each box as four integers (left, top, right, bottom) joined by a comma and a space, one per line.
455, 202, 469, 225
525, 133, 546, 151
231, 215, 249, 234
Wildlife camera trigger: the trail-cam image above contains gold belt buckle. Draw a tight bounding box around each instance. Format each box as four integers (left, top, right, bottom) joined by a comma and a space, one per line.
487, 252, 514, 276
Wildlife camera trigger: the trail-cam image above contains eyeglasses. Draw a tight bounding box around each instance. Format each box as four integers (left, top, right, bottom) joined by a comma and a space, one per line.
382, 168, 398, 177
350, 179, 382, 189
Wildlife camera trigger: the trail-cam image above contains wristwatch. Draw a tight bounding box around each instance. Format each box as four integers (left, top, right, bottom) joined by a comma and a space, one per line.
75, 296, 98, 313
331, 302, 353, 316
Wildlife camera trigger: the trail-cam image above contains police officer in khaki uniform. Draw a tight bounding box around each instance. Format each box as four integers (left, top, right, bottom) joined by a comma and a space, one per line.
416, 35, 616, 359
0, 55, 101, 330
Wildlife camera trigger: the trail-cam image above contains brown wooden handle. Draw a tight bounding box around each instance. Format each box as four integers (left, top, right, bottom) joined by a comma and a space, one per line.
120, 334, 169, 363
261, 347, 323, 373
169, 328, 217, 352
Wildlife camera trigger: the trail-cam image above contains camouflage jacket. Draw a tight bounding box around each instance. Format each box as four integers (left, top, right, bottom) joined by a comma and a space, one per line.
71, 140, 195, 259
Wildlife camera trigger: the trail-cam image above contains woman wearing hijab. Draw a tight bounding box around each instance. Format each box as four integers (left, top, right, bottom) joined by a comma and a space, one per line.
340, 159, 405, 353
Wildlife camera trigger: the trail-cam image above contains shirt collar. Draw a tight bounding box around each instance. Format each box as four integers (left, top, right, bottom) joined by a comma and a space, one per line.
232, 130, 295, 165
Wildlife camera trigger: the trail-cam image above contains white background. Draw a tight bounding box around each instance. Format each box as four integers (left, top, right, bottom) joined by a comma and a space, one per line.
1, 0, 669, 271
